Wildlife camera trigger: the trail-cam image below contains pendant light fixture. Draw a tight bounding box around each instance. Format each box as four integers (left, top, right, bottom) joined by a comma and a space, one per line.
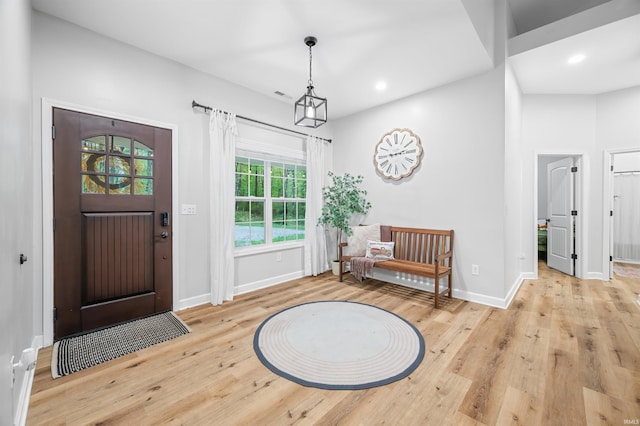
294, 36, 327, 128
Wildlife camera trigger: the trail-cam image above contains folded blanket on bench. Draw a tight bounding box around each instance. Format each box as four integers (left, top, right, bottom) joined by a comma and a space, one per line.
350, 257, 385, 281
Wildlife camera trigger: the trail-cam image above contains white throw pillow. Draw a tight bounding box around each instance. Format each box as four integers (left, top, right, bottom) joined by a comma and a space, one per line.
365, 240, 395, 260
344, 224, 381, 257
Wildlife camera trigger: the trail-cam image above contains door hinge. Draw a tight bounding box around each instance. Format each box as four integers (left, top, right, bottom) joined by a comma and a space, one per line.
571, 166, 578, 172
53, 307, 57, 322
571, 253, 578, 260
611, 165, 614, 171
52, 125, 56, 140
610, 210, 613, 217
610, 255, 613, 261
53, 217, 56, 232
571, 210, 578, 216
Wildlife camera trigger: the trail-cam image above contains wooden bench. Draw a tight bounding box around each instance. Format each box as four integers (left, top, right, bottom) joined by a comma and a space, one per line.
338, 226, 454, 308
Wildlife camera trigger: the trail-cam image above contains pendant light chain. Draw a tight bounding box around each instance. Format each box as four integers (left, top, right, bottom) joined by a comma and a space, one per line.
308, 43, 314, 88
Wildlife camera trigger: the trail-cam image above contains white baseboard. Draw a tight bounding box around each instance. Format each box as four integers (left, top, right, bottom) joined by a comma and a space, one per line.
614, 259, 640, 265
585, 272, 606, 280
14, 337, 41, 426
235, 271, 305, 296
174, 271, 305, 311
452, 288, 509, 309
368, 269, 529, 310
175, 294, 211, 311
502, 273, 527, 309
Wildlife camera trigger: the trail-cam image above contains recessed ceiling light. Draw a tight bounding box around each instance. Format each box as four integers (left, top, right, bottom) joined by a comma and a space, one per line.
375, 81, 387, 91
567, 54, 586, 65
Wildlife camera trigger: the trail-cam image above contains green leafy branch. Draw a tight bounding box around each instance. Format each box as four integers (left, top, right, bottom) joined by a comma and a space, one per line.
318, 171, 372, 260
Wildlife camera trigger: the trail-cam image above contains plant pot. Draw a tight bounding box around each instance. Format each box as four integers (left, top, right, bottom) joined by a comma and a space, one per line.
331, 260, 349, 276
331, 260, 341, 276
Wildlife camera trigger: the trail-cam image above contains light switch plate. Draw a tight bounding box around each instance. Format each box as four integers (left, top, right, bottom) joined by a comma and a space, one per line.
181, 204, 197, 215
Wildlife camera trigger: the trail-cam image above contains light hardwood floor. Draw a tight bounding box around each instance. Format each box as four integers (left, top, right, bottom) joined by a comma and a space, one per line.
28, 262, 640, 425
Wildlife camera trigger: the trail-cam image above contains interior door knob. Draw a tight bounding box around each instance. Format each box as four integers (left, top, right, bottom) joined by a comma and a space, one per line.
160, 231, 169, 239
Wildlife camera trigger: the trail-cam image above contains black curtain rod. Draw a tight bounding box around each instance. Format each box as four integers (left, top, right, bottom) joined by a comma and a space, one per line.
191, 100, 332, 144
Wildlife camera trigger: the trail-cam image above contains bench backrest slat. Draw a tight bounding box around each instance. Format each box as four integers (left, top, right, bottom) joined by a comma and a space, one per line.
390, 226, 453, 266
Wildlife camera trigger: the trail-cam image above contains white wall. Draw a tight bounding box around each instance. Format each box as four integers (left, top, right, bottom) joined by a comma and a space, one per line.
597, 86, 640, 149
31, 12, 333, 329
504, 63, 526, 301
332, 66, 509, 305
0, 0, 34, 424
597, 86, 640, 270
522, 95, 598, 277
521, 86, 640, 279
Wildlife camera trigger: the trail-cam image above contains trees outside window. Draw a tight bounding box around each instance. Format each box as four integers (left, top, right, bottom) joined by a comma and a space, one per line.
235, 156, 306, 247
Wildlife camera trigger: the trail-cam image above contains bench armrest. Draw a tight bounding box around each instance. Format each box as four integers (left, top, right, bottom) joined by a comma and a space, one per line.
436, 250, 453, 264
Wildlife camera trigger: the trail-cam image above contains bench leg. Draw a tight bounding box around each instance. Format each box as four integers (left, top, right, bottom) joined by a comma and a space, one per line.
447, 272, 452, 298
434, 276, 439, 309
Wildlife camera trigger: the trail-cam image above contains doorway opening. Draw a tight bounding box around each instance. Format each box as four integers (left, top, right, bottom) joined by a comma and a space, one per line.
535, 154, 583, 278
606, 149, 640, 280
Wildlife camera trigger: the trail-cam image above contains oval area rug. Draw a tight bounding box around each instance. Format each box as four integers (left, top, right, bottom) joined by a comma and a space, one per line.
253, 300, 425, 390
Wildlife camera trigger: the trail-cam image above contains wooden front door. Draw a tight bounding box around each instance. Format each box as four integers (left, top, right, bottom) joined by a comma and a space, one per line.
53, 108, 172, 339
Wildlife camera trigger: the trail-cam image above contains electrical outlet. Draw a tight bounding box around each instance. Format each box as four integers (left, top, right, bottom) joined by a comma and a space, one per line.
471, 264, 480, 275
180, 204, 197, 215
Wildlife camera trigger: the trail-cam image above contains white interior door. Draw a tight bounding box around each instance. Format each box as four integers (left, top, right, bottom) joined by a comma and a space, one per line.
547, 157, 574, 275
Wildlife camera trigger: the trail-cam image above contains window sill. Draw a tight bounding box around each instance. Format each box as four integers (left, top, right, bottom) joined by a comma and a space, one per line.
234, 241, 305, 258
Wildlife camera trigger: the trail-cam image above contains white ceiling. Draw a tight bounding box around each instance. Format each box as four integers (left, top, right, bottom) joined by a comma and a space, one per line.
31, 0, 640, 119
510, 12, 640, 95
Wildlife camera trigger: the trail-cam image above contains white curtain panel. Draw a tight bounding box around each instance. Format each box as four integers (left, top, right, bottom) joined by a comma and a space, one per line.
209, 110, 238, 304
613, 173, 640, 262
304, 136, 329, 276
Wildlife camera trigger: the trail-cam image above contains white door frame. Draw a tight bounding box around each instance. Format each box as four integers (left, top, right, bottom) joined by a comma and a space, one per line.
603, 147, 640, 280
41, 98, 180, 346
534, 152, 585, 279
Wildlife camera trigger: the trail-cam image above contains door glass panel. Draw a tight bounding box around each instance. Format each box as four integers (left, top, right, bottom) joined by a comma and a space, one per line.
134, 140, 153, 157
109, 176, 131, 194
109, 156, 131, 175
134, 159, 153, 177
81, 175, 106, 194
110, 136, 131, 154
134, 178, 153, 195
82, 153, 106, 173
81, 136, 106, 152
80, 135, 154, 196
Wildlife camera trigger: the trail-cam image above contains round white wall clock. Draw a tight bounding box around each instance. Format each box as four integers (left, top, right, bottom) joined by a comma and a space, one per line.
373, 128, 423, 180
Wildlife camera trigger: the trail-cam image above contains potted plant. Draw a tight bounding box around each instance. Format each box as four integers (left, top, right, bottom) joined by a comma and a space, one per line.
318, 171, 372, 275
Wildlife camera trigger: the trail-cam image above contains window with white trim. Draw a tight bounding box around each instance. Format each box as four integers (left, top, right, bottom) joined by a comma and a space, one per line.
235, 156, 306, 248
